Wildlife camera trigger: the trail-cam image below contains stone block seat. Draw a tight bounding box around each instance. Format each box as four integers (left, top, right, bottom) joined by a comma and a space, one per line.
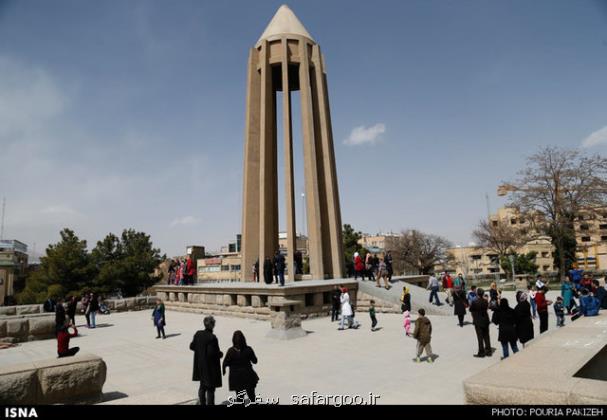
0, 353, 107, 405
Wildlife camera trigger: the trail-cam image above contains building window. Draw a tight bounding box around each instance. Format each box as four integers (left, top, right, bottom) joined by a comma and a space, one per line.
600, 224, 607, 230
601, 236, 607, 242
580, 224, 590, 231
541, 252, 550, 258
510, 219, 517, 225
492, 221, 498, 227
542, 265, 550, 271
581, 236, 592, 242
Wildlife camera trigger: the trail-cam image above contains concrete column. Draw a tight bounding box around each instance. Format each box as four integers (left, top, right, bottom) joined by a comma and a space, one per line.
311, 45, 344, 278
241, 48, 262, 281
259, 40, 278, 272
282, 38, 297, 282
299, 40, 325, 279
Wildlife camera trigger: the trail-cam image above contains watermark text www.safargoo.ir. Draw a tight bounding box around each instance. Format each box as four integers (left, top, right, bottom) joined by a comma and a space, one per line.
291, 392, 380, 406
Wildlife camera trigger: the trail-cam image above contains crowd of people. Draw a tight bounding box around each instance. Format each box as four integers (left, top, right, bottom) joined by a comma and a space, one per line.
252, 250, 304, 286
427, 270, 607, 360
167, 255, 196, 285
47, 291, 110, 358
352, 251, 393, 289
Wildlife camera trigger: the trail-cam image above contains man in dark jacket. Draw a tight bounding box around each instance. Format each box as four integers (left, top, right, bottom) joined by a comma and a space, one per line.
263, 257, 274, 285
331, 285, 341, 322
274, 251, 286, 287
190, 316, 223, 405
385, 251, 393, 282
469, 288, 492, 358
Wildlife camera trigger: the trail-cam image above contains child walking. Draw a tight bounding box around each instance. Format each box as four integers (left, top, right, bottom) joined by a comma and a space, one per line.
403, 310, 411, 336
554, 296, 565, 327
369, 300, 378, 331
413, 308, 434, 363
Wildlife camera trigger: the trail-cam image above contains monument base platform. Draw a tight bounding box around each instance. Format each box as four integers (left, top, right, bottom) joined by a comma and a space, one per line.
152, 279, 358, 321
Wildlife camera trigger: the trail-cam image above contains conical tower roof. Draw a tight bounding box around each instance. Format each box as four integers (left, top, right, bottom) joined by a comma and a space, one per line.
256, 5, 315, 45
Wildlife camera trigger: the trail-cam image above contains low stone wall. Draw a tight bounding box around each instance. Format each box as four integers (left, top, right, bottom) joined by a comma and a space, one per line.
0, 353, 107, 405
0, 314, 56, 343
0, 297, 157, 318
463, 312, 607, 404
0, 304, 44, 317
356, 292, 400, 314
154, 279, 358, 321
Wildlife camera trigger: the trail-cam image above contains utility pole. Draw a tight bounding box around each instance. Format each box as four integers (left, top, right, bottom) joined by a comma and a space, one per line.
0, 197, 5, 241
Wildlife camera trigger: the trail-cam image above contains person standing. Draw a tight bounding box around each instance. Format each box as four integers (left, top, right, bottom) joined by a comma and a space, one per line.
385, 251, 394, 282
561, 278, 577, 314
514, 291, 534, 347
365, 253, 374, 281
403, 310, 412, 336
274, 251, 285, 287
489, 282, 501, 309
190, 316, 223, 406
372, 254, 380, 282
427, 274, 441, 305
442, 272, 454, 306
470, 288, 492, 358
413, 308, 434, 363
88, 293, 99, 329
369, 300, 378, 331
353, 252, 364, 281
338, 287, 358, 330
331, 285, 341, 322
453, 289, 468, 327
400, 286, 411, 313
535, 287, 552, 334
535, 274, 546, 290
375, 258, 390, 289
593, 280, 607, 310
253, 259, 259, 283
57, 322, 79, 358
222, 330, 259, 403
55, 297, 66, 334
186, 255, 196, 285
528, 285, 537, 319
554, 296, 565, 327
66, 296, 77, 327
152, 298, 166, 339
263, 257, 273, 285
81, 293, 91, 328
168, 259, 176, 285
467, 285, 478, 306
492, 298, 519, 359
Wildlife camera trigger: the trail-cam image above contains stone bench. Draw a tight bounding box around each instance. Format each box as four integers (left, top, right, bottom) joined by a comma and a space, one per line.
0, 353, 107, 405
0, 315, 56, 343
463, 312, 607, 405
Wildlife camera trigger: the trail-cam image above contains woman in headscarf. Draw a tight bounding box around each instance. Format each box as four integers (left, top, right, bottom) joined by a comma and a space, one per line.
514, 291, 534, 347
492, 298, 518, 359
453, 287, 468, 327
353, 252, 364, 281
222, 330, 259, 402
400, 286, 411, 313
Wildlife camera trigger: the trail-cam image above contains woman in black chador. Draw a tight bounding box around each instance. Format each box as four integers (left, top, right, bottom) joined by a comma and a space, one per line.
222, 330, 259, 402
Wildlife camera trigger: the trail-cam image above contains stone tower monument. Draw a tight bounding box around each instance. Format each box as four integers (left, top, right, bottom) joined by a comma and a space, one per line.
241, 5, 344, 282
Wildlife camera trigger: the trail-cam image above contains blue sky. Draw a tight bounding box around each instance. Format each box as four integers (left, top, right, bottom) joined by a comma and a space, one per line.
1, 0, 606, 259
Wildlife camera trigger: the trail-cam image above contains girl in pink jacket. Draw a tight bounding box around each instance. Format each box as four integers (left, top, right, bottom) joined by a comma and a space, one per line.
403, 310, 411, 336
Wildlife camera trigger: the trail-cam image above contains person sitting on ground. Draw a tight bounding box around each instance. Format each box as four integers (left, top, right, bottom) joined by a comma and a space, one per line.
413, 308, 434, 363
592, 280, 607, 310
57, 321, 79, 358
579, 288, 600, 317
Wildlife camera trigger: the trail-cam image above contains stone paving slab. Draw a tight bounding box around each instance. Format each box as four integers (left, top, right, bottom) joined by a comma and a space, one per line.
0, 304, 562, 405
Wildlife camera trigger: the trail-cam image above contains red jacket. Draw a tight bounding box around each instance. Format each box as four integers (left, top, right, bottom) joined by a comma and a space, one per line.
186, 258, 195, 276
354, 255, 364, 272
57, 326, 78, 354
535, 292, 548, 312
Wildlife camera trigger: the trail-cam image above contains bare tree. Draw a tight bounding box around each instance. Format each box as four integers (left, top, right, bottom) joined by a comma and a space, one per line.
396, 229, 452, 275
499, 146, 607, 277
472, 219, 527, 259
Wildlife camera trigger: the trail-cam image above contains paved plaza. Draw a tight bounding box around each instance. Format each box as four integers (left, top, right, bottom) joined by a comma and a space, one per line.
0, 297, 562, 405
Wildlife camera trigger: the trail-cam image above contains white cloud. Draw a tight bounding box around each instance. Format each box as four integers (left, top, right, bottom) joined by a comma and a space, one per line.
170, 216, 201, 227
40, 205, 82, 217
343, 123, 386, 146
581, 126, 607, 148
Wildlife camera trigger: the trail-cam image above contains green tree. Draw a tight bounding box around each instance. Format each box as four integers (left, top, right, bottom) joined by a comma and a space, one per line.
17, 229, 95, 303
500, 252, 539, 279
342, 224, 363, 277
91, 229, 164, 296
